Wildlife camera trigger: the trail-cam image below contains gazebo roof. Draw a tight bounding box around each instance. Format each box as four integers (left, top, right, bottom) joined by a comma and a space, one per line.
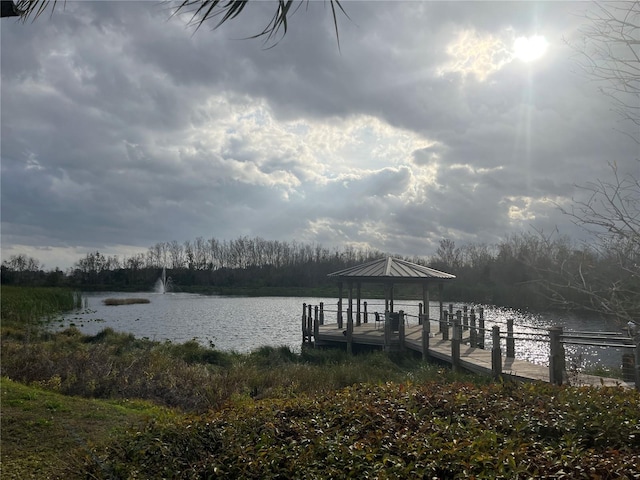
328, 256, 456, 282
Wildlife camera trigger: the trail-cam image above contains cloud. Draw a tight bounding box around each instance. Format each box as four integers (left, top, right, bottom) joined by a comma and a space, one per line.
437, 28, 514, 82
1, 1, 637, 270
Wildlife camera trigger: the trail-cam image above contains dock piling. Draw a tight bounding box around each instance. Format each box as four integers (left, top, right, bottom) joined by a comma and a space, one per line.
384, 311, 391, 351
549, 326, 566, 385
506, 318, 515, 358
346, 308, 353, 354
451, 314, 461, 372
421, 311, 430, 360
469, 309, 477, 348
302, 303, 307, 343
313, 305, 319, 343
398, 310, 406, 351
442, 311, 449, 341
491, 325, 502, 378
463, 306, 468, 331
635, 338, 640, 391
478, 307, 485, 349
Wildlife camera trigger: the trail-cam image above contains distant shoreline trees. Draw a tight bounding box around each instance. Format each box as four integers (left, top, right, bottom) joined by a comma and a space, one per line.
1, 230, 633, 319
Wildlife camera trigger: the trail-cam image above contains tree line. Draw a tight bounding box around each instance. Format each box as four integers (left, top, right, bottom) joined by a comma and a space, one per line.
0, 229, 630, 317
1, 238, 387, 293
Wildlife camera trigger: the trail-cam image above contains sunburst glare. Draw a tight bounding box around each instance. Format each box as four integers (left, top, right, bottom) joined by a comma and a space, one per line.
513, 35, 549, 62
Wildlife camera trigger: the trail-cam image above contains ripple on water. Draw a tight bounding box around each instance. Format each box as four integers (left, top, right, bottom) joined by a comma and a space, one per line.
55, 294, 628, 367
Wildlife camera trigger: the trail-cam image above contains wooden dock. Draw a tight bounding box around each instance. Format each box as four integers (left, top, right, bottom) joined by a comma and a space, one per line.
302, 256, 639, 389
312, 322, 637, 389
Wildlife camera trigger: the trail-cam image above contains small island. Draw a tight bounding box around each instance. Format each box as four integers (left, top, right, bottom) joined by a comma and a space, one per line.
103, 297, 150, 306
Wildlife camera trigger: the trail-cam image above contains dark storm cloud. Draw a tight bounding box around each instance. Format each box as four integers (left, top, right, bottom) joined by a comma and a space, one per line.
1, 1, 638, 269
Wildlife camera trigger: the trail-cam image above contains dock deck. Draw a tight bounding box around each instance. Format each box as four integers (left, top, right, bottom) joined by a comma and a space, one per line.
314, 323, 635, 388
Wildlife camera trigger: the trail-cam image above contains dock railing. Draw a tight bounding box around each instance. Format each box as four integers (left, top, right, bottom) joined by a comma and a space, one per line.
445, 311, 639, 389
302, 301, 640, 390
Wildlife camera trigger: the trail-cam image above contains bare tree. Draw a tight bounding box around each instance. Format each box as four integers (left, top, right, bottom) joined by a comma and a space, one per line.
540, 2, 640, 325
434, 239, 462, 271
2, 253, 42, 272
168, 240, 186, 269
540, 165, 639, 324
572, 1, 640, 136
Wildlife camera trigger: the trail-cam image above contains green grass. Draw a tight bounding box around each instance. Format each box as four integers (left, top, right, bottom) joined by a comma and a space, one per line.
2, 286, 639, 479
1, 377, 170, 479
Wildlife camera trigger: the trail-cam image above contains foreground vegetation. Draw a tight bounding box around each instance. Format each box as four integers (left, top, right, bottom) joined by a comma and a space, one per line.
1, 378, 167, 479
2, 287, 639, 478
84, 382, 640, 479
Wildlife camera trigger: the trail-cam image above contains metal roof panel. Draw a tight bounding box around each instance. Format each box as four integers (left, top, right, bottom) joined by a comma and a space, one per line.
328, 256, 455, 280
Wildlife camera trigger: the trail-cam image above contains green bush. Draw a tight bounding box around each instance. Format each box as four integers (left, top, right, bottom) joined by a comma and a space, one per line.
84, 381, 640, 479
250, 345, 299, 366
161, 339, 233, 366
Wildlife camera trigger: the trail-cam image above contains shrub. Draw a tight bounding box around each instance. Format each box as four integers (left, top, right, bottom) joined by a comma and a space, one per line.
161, 339, 233, 366
83, 381, 640, 479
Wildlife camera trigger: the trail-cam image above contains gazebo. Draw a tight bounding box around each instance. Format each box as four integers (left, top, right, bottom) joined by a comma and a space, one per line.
328, 256, 456, 332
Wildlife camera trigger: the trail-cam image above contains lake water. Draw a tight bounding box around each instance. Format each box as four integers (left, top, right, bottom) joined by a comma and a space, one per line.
56, 292, 631, 369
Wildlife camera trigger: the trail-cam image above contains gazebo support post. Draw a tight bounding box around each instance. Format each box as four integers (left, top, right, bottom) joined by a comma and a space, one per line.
347, 280, 354, 350
422, 282, 430, 360
356, 282, 362, 327
438, 283, 444, 320
390, 283, 394, 313
337, 282, 343, 329
348, 280, 353, 325
346, 308, 353, 354
384, 283, 390, 313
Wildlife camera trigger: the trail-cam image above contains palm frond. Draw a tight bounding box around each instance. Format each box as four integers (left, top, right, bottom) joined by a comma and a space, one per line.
172, 0, 346, 46
5, 0, 347, 47
10, 0, 59, 21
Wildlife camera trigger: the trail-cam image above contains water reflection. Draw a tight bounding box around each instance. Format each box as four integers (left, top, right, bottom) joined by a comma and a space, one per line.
477, 304, 628, 369
56, 293, 630, 368
58, 292, 340, 353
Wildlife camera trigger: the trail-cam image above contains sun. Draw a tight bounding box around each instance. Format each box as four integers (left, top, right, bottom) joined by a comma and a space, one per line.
513, 35, 548, 62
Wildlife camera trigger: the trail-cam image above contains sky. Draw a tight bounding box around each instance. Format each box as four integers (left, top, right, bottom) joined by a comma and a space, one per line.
1, 1, 639, 271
